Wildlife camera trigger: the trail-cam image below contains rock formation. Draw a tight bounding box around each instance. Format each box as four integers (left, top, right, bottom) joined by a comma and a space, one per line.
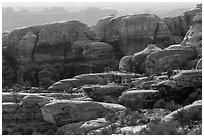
96, 14, 162, 57
2, 3, 202, 135
2, 20, 118, 88
95, 7, 201, 58
119, 4, 202, 74
145, 46, 197, 74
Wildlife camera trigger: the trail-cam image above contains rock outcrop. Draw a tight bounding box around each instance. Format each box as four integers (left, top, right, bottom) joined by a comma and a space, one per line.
57, 118, 110, 134
95, 11, 195, 58
2, 4, 202, 135
2, 20, 118, 88
182, 12, 202, 58
183, 5, 202, 28
42, 100, 126, 125
119, 55, 133, 72
163, 16, 188, 38
173, 69, 202, 87
145, 46, 197, 74
82, 42, 115, 60
119, 44, 162, 73
131, 44, 162, 73
95, 14, 163, 56
82, 84, 126, 101
119, 90, 160, 110
48, 71, 137, 91
162, 100, 202, 123
118, 4, 202, 74
15, 31, 37, 63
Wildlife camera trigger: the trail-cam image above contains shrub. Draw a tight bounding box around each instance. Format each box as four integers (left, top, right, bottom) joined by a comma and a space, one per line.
173, 108, 192, 126
154, 99, 182, 111
116, 109, 145, 126
104, 96, 117, 103
154, 99, 166, 108
11, 89, 20, 103
138, 120, 181, 135
22, 81, 31, 90
39, 78, 55, 89
165, 100, 182, 111
12, 84, 23, 92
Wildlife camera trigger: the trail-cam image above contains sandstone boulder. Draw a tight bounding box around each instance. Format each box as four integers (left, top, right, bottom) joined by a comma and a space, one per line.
20, 95, 54, 107
96, 14, 161, 56
196, 58, 202, 69
82, 84, 125, 101
48, 72, 136, 93
163, 16, 188, 37
162, 100, 202, 123
42, 100, 126, 125
2, 20, 100, 65
47, 78, 82, 92
82, 42, 114, 60
79, 118, 110, 134
119, 55, 133, 72
182, 12, 202, 58
57, 121, 85, 135
186, 58, 200, 69
154, 22, 181, 48
2, 25, 41, 48
146, 46, 197, 74
119, 90, 160, 110
117, 125, 147, 135
2, 92, 31, 103
131, 44, 162, 73
37, 20, 96, 45
43, 93, 85, 100
183, 12, 202, 45
15, 31, 37, 63
95, 15, 115, 41
184, 5, 202, 28
173, 69, 202, 87
73, 73, 108, 85
34, 20, 97, 62
2, 102, 20, 114
3, 20, 117, 89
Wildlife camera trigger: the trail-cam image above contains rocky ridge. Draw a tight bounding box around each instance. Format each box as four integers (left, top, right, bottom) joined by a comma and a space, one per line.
2, 3, 202, 135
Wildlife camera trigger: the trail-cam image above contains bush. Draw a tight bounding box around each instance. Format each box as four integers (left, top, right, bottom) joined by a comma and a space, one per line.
154, 99, 182, 111
138, 120, 181, 135
173, 108, 193, 126
165, 100, 182, 111
11, 89, 20, 103
108, 109, 146, 126
39, 78, 55, 89
154, 99, 166, 108
12, 84, 23, 92
104, 96, 117, 103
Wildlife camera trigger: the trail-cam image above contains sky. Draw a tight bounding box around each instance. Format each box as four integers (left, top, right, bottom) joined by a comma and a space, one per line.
2, 2, 198, 13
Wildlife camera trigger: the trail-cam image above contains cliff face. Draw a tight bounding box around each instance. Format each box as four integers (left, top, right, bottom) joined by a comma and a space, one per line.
2, 20, 118, 88
2, 4, 202, 88
95, 15, 183, 58
95, 5, 202, 58
182, 12, 202, 58
119, 4, 202, 74
96, 14, 162, 57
